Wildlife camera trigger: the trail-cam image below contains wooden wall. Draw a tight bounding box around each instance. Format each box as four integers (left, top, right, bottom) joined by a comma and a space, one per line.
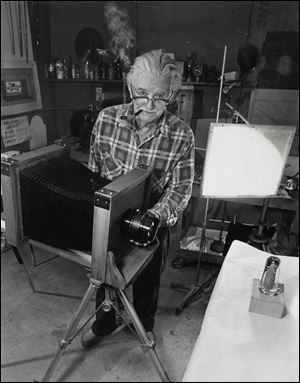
28, 1, 299, 140
47, 1, 298, 70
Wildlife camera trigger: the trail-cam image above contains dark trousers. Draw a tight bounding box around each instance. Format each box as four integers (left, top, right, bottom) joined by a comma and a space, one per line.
92, 227, 170, 335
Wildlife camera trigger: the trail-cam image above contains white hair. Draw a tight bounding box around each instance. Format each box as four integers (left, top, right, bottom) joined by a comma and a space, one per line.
127, 49, 182, 93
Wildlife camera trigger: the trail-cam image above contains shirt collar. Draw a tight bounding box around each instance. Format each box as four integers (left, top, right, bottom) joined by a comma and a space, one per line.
117, 103, 171, 139
157, 112, 171, 138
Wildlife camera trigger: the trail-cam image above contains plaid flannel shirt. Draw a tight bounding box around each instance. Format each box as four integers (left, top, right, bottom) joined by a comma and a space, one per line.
88, 103, 195, 227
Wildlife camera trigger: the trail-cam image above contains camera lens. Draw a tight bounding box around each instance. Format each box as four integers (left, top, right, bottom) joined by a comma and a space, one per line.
121, 208, 158, 246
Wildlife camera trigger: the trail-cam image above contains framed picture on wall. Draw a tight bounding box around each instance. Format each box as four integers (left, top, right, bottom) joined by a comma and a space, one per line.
1, 60, 42, 116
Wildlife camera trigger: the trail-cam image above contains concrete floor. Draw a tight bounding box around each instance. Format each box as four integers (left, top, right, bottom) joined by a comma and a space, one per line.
1, 243, 218, 382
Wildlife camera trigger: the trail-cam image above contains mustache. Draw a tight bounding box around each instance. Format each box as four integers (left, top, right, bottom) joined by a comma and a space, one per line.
134, 105, 163, 114
134, 109, 156, 116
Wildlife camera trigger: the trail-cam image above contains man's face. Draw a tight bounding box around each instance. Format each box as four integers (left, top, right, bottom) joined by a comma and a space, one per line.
131, 72, 171, 126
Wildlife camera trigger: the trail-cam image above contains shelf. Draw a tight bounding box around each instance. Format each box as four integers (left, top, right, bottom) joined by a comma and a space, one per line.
42, 79, 124, 83
42, 79, 254, 88
43, 79, 220, 86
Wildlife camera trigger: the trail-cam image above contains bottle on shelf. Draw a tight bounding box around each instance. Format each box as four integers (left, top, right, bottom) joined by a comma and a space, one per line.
71, 63, 76, 79
48, 62, 55, 79
83, 60, 90, 80
108, 61, 115, 80
63, 58, 69, 79
55, 59, 64, 79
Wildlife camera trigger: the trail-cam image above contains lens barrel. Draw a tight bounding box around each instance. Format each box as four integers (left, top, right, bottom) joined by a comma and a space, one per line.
121, 208, 159, 246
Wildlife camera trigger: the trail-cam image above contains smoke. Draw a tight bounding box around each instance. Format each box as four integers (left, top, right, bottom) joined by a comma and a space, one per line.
104, 1, 136, 69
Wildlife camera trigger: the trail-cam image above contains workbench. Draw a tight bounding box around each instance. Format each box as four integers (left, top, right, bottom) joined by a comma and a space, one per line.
182, 240, 299, 382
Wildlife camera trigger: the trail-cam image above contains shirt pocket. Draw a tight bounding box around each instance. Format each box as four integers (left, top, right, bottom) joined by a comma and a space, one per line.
102, 151, 124, 179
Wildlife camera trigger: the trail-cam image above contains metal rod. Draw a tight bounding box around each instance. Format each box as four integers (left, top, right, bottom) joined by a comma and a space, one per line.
29, 243, 59, 267
175, 270, 220, 315
216, 45, 227, 123
23, 1, 29, 62
260, 198, 269, 223
194, 198, 210, 287
123, 73, 127, 104
118, 289, 170, 382
209, 218, 230, 224
7, 1, 16, 55
225, 102, 250, 124
209, 218, 253, 226
41, 283, 97, 382
217, 201, 226, 242
256, 198, 269, 236
11, 246, 36, 292
17, 1, 23, 57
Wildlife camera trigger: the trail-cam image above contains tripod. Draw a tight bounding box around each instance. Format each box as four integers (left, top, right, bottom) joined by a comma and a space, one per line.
39, 242, 170, 382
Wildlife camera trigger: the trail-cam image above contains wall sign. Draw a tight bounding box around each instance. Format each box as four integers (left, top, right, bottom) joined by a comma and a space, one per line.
1, 115, 31, 147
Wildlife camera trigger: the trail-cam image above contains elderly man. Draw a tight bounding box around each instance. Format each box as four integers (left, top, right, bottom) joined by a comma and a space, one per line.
82, 49, 195, 348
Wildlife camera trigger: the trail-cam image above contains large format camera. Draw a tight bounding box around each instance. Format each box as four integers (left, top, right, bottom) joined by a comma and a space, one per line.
1, 145, 159, 262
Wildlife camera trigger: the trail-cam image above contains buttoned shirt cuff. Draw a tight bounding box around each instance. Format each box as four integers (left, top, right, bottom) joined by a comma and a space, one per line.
146, 209, 162, 227
147, 205, 178, 227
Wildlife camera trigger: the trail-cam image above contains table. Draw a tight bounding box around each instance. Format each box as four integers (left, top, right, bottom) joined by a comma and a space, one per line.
182, 240, 299, 382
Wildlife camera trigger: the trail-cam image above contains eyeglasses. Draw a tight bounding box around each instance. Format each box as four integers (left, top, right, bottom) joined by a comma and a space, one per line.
130, 85, 173, 106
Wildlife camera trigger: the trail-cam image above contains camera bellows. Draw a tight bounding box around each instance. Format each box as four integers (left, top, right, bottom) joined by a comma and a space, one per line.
20, 156, 110, 251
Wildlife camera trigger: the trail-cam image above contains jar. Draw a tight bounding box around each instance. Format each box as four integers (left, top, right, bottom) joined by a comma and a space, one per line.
55, 60, 64, 79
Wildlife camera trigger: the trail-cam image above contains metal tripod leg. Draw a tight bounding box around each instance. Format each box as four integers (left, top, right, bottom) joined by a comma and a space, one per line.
41, 280, 99, 382
12, 246, 36, 292
174, 270, 219, 315
117, 289, 170, 382
11, 245, 83, 300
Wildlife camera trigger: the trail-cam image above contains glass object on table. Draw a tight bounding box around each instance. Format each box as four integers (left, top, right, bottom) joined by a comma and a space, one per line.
259, 256, 282, 296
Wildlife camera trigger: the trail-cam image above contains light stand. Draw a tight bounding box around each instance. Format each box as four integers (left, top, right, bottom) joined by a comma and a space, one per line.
172, 45, 296, 315
172, 46, 228, 314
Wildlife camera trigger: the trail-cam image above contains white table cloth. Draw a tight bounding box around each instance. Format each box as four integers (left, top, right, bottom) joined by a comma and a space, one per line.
182, 240, 299, 382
